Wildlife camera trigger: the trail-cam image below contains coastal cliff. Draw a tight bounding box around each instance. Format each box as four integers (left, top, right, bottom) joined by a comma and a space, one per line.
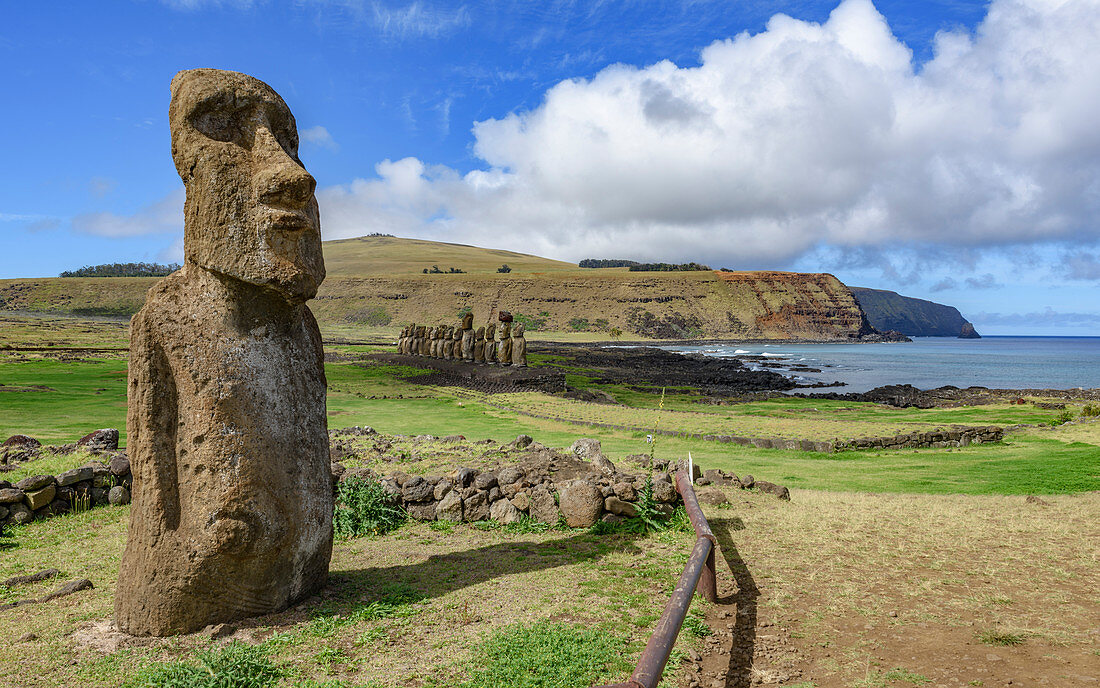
851, 287, 980, 338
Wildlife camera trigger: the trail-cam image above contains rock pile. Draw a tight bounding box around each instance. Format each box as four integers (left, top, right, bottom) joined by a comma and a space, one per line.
0, 431, 132, 528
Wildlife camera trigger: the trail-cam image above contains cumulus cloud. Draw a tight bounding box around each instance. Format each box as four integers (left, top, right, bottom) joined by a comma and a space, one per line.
72, 187, 184, 238
301, 125, 340, 151
930, 278, 957, 292
964, 273, 1000, 289
319, 0, 1100, 267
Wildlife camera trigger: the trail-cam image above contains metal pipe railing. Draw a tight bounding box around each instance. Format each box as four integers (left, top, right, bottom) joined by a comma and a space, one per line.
592, 468, 720, 688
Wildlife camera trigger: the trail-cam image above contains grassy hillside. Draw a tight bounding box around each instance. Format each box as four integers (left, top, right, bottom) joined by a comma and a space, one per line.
1, 236, 882, 341
852, 286, 977, 337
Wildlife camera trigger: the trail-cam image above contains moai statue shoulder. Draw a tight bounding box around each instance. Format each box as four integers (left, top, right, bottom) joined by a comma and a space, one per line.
484, 322, 497, 364
499, 321, 513, 366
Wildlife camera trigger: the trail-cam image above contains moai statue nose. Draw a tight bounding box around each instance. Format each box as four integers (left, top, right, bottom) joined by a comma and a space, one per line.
253, 127, 316, 210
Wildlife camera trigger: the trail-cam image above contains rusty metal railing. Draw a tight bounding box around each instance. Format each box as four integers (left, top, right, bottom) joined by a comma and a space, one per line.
593, 468, 719, 688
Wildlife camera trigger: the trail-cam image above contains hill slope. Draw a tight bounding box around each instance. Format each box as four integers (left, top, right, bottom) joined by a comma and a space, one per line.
1, 236, 890, 341
851, 287, 980, 338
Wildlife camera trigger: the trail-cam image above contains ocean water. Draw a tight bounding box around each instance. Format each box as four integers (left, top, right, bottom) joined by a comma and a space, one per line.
660, 336, 1100, 393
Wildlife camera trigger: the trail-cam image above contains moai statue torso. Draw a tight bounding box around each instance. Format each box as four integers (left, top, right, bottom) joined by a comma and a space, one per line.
440, 326, 450, 360
116, 69, 332, 636
419, 326, 430, 356
512, 322, 527, 367
499, 322, 513, 366
474, 327, 486, 363
461, 312, 475, 361
484, 323, 497, 364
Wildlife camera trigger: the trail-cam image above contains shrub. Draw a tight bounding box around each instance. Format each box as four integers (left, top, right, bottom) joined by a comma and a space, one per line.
333, 476, 406, 538
1051, 409, 1075, 426
579, 259, 639, 268
513, 313, 547, 331
60, 262, 180, 278
1082, 404, 1099, 417
569, 317, 590, 331
497, 264, 512, 273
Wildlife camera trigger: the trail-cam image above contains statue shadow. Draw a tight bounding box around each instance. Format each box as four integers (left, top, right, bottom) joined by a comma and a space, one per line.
300, 528, 646, 621
710, 517, 758, 688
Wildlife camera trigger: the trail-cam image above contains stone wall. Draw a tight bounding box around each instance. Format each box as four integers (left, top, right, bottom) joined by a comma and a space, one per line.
0, 430, 132, 528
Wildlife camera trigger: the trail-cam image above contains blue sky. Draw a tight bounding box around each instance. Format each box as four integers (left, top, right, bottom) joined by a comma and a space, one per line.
3, 0, 1098, 335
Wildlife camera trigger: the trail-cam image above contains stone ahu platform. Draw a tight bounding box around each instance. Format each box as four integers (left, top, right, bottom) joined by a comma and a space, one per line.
370, 353, 566, 394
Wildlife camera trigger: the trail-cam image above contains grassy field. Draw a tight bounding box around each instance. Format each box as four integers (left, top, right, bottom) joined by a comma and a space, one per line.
1, 487, 1096, 688
2, 317, 1098, 494
1, 315, 1098, 687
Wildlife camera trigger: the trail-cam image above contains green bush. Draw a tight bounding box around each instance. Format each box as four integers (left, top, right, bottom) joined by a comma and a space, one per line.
568, 317, 590, 331
1051, 409, 1075, 426
124, 642, 282, 688
1082, 404, 1099, 417
333, 476, 406, 538
513, 313, 547, 331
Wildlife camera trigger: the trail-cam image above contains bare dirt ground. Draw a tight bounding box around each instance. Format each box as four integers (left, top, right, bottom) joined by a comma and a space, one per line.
693, 490, 1100, 688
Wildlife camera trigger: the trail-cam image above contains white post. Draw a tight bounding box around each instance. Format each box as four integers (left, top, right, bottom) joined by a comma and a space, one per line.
688, 452, 693, 484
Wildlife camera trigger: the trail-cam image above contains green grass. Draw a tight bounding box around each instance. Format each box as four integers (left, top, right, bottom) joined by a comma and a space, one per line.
442, 621, 634, 688
0, 358, 128, 445
976, 629, 1028, 646
122, 642, 283, 688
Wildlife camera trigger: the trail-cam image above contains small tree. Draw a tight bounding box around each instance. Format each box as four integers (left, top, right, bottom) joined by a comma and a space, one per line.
610, 327, 623, 340
497, 264, 512, 273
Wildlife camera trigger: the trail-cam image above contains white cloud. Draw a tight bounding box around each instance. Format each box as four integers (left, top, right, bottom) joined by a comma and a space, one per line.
317, 0, 1100, 267
89, 176, 117, 198
301, 125, 340, 151
72, 187, 184, 238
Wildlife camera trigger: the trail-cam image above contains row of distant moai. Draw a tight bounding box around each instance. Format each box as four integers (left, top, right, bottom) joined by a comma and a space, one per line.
398, 311, 527, 367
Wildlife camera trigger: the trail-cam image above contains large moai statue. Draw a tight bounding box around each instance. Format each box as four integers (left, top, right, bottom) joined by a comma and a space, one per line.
511, 322, 527, 367
116, 69, 332, 636
461, 312, 475, 362
499, 322, 513, 366
474, 326, 486, 363
484, 322, 497, 364
411, 326, 420, 355
419, 326, 430, 356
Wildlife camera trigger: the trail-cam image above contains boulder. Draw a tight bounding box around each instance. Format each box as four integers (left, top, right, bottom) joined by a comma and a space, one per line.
696, 487, 731, 507
558, 480, 604, 528
405, 501, 437, 521
0, 506, 8, 520
15, 475, 54, 492
0, 488, 25, 505
90, 487, 110, 506
433, 481, 452, 501
25, 485, 56, 511
528, 485, 559, 524
487, 487, 502, 503
591, 453, 617, 475
108, 455, 131, 477
652, 480, 678, 504
739, 474, 755, 489
436, 490, 463, 522
497, 466, 524, 486
2, 435, 40, 449
612, 482, 637, 501
604, 496, 637, 518
453, 467, 477, 488
489, 499, 521, 524
473, 472, 498, 491
108, 486, 130, 506
569, 438, 602, 460
753, 480, 790, 501
509, 435, 534, 450
401, 476, 434, 503
56, 467, 94, 487
510, 492, 530, 512
600, 513, 624, 525
8, 502, 33, 525
463, 491, 490, 522
77, 429, 119, 452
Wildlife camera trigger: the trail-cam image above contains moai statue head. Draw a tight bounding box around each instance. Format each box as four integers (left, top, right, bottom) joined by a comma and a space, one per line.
485, 322, 496, 340
475, 326, 485, 341
500, 322, 512, 338
513, 323, 525, 337
169, 69, 324, 303
462, 312, 474, 330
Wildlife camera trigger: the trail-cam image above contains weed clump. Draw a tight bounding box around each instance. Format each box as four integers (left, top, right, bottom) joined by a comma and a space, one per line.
333, 476, 405, 538
123, 642, 282, 688
453, 621, 632, 688
976, 629, 1027, 646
